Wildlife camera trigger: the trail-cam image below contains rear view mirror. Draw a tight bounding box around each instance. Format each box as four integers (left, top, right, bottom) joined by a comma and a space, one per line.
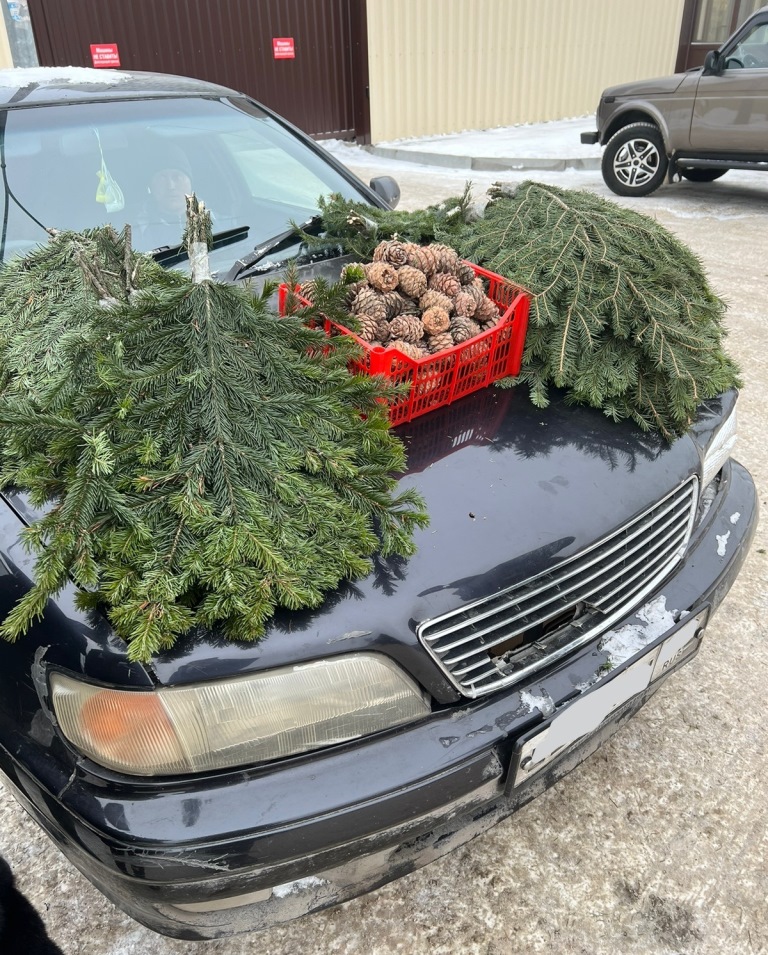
703, 49, 724, 75
369, 175, 400, 209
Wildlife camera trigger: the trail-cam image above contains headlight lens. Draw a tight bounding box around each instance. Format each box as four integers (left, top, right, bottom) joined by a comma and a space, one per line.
702, 404, 738, 489
50, 654, 430, 776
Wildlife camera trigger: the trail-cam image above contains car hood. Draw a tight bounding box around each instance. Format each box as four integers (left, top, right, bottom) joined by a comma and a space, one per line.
3, 386, 708, 699
140, 386, 703, 696
603, 72, 691, 98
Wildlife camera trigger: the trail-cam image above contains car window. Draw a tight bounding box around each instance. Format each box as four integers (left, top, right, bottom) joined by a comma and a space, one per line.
728, 20, 768, 68
221, 131, 335, 208
0, 95, 369, 273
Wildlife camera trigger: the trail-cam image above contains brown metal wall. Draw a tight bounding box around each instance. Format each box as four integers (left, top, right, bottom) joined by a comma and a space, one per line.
26, 0, 369, 141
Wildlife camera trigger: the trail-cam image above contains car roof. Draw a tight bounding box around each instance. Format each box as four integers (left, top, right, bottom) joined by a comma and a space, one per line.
0, 67, 241, 107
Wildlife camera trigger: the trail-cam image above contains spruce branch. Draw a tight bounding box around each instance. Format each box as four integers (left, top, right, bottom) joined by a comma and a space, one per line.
0, 219, 428, 661
456, 181, 740, 437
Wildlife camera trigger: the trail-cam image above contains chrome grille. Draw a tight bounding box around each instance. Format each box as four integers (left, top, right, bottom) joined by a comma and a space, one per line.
418, 478, 698, 698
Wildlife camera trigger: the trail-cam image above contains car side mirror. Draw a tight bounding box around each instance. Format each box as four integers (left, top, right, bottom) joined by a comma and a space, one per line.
369, 175, 400, 209
703, 49, 724, 75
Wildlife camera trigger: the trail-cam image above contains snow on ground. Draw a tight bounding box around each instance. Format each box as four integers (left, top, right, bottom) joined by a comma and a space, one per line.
373, 115, 602, 161
321, 124, 768, 222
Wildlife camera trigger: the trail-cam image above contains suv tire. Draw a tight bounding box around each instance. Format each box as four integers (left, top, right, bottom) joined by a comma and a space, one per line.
602, 123, 668, 197
680, 168, 728, 183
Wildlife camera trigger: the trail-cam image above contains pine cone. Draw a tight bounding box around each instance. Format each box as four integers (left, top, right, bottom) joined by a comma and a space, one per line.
399, 298, 422, 317
357, 314, 380, 342
464, 283, 487, 307
376, 317, 392, 341
298, 280, 318, 302
431, 243, 460, 274
422, 306, 450, 336
453, 291, 477, 318
351, 286, 387, 322
475, 296, 500, 323
373, 239, 409, 267
364, 261, 399, 293
426, 331, 454, 354
344, 279, 368, 304
387, 339, 423, 360
404, 243, 439, 277
456, 260, 477, 285
389, 314, 424, 344
419, 289, 453, 314
428, 271, 462, 298
451, 317, 482, 343
396, 265, 428, 299
381, 290, 408, 319
477, 311, 502, 330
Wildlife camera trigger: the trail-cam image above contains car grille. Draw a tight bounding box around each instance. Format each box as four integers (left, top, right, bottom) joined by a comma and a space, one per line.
418, 478, 698, 698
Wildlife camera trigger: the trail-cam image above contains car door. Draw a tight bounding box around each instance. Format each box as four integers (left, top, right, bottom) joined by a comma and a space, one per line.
690, 12, 768, 152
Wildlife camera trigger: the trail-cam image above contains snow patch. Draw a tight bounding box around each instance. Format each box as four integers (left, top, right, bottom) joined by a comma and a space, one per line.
730, 512, 741, 524
271, 876, 328, 898
716, 532, 730, 556
599, 595, 677, 668
374, 115, 600, 160
520, 688, 555, 717
0, 66, 131, 87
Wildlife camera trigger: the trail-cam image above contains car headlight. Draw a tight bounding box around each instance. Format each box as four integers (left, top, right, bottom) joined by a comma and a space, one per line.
701, 404, 738, 489
50, 654, 430, 776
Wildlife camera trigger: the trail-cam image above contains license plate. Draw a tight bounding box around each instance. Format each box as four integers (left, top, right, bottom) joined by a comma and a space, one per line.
510, 608, 708, 788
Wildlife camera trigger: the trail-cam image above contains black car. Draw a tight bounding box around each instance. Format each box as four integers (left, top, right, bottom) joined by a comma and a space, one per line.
0, 68, 757, 940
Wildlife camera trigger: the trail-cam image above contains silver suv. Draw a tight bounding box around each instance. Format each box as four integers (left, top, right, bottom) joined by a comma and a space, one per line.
582, 5, 768, 196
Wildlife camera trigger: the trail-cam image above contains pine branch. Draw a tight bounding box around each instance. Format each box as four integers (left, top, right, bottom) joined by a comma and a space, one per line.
0, 222, 428, 661
455, 181, 740, 437
309, 183, 477, 260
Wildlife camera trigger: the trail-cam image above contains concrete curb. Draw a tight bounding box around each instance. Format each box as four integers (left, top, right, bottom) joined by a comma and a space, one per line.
365, 144, 602, 172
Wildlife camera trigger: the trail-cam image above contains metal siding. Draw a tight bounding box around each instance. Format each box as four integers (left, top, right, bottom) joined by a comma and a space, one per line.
366, 0, 686, 142
26, 0, 365, 140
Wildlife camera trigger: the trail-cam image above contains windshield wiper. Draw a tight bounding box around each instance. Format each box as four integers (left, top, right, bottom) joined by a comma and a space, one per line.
223, 215, 325, 283
150, 225, 251, 268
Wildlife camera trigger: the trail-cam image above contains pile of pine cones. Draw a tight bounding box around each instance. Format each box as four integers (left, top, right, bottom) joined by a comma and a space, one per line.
340, 240, 503, 359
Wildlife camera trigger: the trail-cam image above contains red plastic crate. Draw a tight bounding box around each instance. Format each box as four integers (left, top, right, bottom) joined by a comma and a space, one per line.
278, 262, 530, 426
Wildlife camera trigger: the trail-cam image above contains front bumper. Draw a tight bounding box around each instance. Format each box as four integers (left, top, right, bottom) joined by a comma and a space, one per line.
0, 460, 758, 940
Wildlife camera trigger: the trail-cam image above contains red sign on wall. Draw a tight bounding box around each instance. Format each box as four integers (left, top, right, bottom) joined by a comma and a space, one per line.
272, 37, 295, 60
90, 43, 121, 68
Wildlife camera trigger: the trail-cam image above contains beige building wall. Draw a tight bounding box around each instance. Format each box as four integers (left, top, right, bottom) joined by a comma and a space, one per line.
0, 15, 14, 70
366, 0, 686, 143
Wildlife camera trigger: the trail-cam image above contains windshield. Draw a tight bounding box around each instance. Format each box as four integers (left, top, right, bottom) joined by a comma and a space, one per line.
0, 95, 370, 274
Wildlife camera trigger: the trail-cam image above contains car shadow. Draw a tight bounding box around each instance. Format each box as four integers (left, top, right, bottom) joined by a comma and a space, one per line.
604, 173, 768, 216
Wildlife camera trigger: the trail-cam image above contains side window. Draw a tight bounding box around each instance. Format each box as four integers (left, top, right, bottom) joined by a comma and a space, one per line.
728, 20, 768, 68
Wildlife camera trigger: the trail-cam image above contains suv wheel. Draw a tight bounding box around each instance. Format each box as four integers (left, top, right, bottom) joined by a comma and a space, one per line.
602, 123, 668, 197
680, 168, 727, 183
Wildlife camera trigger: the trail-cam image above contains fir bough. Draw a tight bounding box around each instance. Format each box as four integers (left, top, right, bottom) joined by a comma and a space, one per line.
0, 221, 428, 662
0, 225, 158, 400
458, 181, 741, 438
306, 184, 475, 260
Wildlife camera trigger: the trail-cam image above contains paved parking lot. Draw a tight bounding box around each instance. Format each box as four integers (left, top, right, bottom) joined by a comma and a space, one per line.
1, 158, 766, 955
